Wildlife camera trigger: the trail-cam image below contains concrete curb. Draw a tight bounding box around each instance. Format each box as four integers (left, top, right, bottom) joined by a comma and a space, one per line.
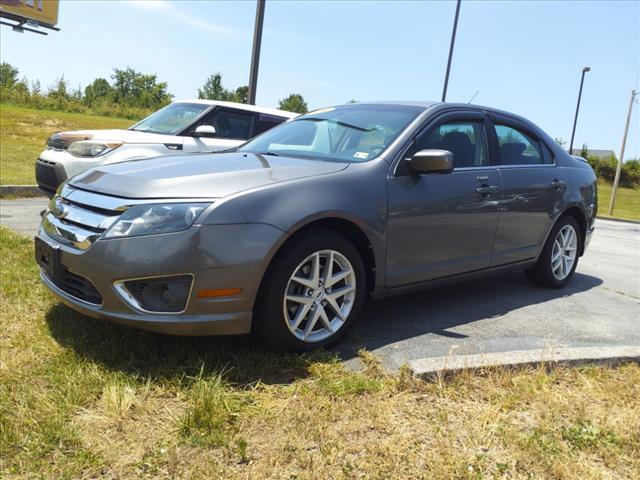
597, 215, 640, 225
408, 346, 640, 377
0, 185, 45, 198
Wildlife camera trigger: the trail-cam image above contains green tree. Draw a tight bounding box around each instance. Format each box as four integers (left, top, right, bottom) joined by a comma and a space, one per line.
278, 93, 308, 113
111, 67, 171, 109
580, 143, 588, 159
198, 74, 248, 103
233, 85, 249, 104
31, 79, 42, 95
48, 76, 69, 99
84, 77, 112, 106
198, 73, 231, 101
15, 76, 29, 95
0, 62, 19, 89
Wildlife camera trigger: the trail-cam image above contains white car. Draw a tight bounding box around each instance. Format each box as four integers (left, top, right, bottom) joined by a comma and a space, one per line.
36, 100, 297, 195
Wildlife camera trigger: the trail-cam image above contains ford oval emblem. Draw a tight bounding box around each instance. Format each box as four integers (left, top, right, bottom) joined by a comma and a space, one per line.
54, 197, 69, 219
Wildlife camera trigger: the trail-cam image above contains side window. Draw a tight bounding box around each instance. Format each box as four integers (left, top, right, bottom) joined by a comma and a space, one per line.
416, 120, 488, 168
495, 124, 546, 165
254, 113, 286, 136
199, 110, 254, 140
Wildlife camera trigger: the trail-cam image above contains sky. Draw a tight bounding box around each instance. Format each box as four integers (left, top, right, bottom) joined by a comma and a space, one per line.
1, 0, 639, 158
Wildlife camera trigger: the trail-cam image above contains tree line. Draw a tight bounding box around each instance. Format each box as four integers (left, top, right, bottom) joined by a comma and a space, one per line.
0, 62, 309, 119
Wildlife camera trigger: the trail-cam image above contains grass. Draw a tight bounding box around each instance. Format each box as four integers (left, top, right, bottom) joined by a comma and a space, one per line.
1, 226, 639, 478
0, 103, 132, 185
597, 180, 640, 221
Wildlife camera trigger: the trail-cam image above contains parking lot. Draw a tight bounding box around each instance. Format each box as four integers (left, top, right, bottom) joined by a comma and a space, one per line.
1, 197, 638, 371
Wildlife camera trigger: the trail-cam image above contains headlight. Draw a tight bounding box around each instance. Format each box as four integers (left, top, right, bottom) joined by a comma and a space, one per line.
103, 203, 210, 239
67, 140, 123, 157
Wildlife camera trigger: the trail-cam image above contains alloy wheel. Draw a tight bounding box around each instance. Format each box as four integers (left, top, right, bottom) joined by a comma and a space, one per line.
551, 224, 578, 280
283, 250, 356, 343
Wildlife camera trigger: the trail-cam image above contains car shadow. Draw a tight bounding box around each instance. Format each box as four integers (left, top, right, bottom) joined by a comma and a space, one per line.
334, 270, 603, 360
45, 306, 318, 385
46, 270, 602, 384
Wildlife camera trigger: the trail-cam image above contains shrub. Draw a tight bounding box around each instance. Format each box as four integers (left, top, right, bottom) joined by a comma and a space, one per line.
587, 154, 640, 188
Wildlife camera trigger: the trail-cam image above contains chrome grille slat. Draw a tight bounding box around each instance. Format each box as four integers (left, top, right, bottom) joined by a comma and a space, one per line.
56, 202, 119, 231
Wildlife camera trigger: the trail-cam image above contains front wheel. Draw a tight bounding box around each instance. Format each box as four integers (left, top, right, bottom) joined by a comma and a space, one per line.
254, 230, 366, 351
525, 215, 581, 288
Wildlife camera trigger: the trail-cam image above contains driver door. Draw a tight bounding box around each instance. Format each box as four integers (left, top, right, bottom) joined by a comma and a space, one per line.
386, 111, 501, 287
182, 108, 255, 153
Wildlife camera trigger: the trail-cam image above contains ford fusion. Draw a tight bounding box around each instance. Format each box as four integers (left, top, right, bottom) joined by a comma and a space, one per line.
36, 102, 597, 350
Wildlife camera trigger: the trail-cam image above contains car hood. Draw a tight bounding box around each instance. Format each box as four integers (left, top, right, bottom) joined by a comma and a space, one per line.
49, 129, 180, 147
69, 152, 349, 199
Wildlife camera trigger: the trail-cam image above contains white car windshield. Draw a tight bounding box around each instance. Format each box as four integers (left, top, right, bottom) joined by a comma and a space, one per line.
130, 103, 209, 135
239, 104, 423, 162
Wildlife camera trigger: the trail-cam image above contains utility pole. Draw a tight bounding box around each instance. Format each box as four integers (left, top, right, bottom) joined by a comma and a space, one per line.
247, 0, 265, 105
608, 89, 638, 215
441, 0, 461, 102
568, 66, 590, 154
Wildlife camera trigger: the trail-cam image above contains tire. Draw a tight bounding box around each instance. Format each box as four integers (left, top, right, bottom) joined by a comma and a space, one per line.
253, 229, 366, 351
525, 215, 581, 289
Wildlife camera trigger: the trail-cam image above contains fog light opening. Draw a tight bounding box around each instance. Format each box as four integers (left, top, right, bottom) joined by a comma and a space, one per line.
117, 275, 193, 314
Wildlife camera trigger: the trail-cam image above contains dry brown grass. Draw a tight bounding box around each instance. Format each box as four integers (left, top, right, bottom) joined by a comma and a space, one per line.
1, 226, 639, 479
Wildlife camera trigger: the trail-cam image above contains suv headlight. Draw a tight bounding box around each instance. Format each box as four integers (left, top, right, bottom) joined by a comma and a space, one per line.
67, 140, 123, 157
103, 203, 210, 239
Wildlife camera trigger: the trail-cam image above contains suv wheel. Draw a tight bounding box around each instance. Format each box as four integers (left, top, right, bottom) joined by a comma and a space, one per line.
525, 215, 581, 288
254, 230, 366, 351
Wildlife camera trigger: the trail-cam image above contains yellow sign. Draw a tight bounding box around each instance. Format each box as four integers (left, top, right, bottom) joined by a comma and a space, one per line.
0, 0, 59, 27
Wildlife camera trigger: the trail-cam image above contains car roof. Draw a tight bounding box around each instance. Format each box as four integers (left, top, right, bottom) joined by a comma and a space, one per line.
333, 101, 540, 126
173, 99, 299, 119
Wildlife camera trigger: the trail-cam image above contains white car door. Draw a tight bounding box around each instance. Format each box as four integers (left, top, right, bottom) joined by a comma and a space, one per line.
181, 136, 243, 154
182, 107, 256, 154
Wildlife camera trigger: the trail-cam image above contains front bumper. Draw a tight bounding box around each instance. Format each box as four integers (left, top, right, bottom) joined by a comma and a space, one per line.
36, 222, 284, 336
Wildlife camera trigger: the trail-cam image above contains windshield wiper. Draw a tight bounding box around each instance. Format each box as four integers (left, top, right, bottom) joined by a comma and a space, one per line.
298, 117, 375, 132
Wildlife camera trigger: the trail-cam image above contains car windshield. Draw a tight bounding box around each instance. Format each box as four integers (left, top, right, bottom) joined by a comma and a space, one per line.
130, 103, 210, 135
238, 105, 423, 162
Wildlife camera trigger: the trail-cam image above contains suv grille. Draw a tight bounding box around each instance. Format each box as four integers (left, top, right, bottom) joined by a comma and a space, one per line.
36, 159, 65, 193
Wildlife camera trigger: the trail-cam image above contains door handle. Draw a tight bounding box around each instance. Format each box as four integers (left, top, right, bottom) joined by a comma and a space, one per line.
550, 179, 566, 190
476, 185, 500, 194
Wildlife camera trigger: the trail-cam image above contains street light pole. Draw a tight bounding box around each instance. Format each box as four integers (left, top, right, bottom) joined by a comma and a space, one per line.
568, 66, 590, 154
441, 0, 461, 102
247, 0, 265, 105
608, 89, 638, 215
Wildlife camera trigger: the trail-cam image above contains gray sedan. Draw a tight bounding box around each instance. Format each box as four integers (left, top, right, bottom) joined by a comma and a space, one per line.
35, 102, 597, 350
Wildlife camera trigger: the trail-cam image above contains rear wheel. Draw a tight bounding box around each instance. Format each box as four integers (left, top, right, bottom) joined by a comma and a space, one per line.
525, 215, 581, 288
254, 230, 366, 351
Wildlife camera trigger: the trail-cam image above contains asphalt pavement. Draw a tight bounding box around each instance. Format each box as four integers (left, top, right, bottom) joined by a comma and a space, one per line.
2, 196, 639, 372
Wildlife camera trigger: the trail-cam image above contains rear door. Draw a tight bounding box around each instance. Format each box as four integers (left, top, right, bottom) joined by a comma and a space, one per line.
386, 111, 502, 287
488, 114, 563, 265
182, 107, 256, 153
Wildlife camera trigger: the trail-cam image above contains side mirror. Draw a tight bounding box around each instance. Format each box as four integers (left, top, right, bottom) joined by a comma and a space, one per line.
407, 149, 453, 174
193, 125, 216, 138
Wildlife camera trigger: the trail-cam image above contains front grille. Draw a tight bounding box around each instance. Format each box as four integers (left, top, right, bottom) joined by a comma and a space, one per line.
36, 159, 64, 192
47, 268, 103, 305
43, 188, 123, 250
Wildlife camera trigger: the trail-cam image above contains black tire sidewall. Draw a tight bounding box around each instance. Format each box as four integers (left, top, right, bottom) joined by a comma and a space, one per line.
530, 215, 581, 288
254, 230, 366, 351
